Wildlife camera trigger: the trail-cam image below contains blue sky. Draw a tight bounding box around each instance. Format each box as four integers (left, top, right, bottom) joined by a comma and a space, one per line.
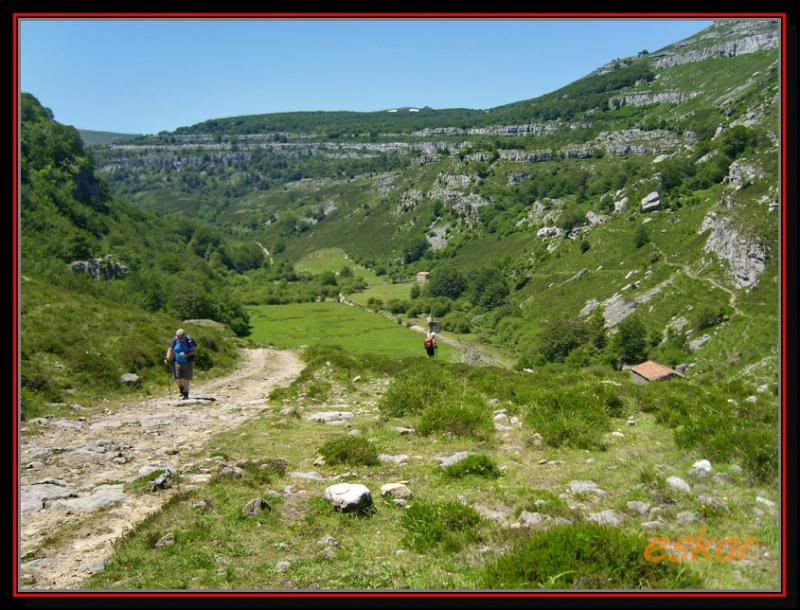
20, 18, 712, 134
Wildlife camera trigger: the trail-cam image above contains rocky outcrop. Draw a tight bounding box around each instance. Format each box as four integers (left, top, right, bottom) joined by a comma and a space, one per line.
427, 174, 489, 220
398, 189, 423, 212
609, 91, 698, 108
640, 191, 662, 212
724, 160, 762, 189
70, 255, 129, 280
651, 25, 778, 69
699, 212, 767, 288
498, 149, 554, 163
413, 121, 590, 138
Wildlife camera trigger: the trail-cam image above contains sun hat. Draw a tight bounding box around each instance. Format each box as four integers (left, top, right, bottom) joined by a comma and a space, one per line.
176, 328, 186, 337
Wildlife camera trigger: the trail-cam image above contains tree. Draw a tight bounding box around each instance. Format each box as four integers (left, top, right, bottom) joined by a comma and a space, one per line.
469, 269, 510, 310
537, 315, 590, 363
610, 314, 648, 366
428, 265, 467, 299
402, 238, 429, 264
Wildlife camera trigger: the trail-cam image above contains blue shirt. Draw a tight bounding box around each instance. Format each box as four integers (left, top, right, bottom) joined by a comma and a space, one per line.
170, 336, 196, 363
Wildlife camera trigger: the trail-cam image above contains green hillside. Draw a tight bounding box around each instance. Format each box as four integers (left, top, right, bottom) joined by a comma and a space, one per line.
19, 18, 781, 593
78, 129, 141, 146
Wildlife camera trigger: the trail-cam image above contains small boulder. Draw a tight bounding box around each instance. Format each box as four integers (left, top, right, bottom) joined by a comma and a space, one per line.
380, 483, 412, 500
288, 471, 323, 481
588, 510, 621, 526
640, 191, 661, 212
119, 373, 142, 386
568, 480, 606, 496
677, 511, 696, 524
518, 511, 548, 528
641, 521, 663, 530
378, 454, 409, 465
755, 496, 776, 510
697, 495, 727, 511
688, 459, 713, 479
317, 534, 340, 547
324, 483, 373, 513
275, 561, 291, 573
434, 451, 475, 468
666, 476, 691, 493
242, 498, 270, 517
154, 533, 175, 548
218, 466, 244, 479
392, 427, 415, 435
626, 501, 651, 516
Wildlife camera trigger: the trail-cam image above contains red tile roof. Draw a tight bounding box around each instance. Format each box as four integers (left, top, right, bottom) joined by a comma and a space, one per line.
630, 361, 680, 381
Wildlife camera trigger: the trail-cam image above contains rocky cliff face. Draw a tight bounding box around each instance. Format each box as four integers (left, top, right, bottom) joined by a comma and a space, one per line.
699, 212, 767, 289
609, 91, 698, 108
69, 255, 129, 280
651, 21, 778, 69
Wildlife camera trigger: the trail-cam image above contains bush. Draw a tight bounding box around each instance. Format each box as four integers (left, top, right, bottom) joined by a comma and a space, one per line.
480, 523, 703, 589
442, 454, 500, 479
319, 435, 379, 466
469, 269, 510, 311
378, 361, 455, 417
386, 299, 409, 314
634, 224, 650, 248
694, 307, 726, 331
401, 500, 482, 553
523, 384, 614, 449
439, 312, 471, 333
537, 315, 590, 363
418, 388, 493, 439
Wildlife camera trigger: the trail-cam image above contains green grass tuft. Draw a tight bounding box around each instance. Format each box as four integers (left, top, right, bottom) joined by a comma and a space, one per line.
401, 500, 483, 553
319, 435, 379, 466
480, 523, 703, 589
442, 454, 501, 479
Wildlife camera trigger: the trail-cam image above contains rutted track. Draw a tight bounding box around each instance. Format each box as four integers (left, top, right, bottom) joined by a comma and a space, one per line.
19, 348, 304, 590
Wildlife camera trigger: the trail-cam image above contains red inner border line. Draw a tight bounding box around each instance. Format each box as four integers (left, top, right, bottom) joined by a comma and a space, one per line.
12, 11, 788, 599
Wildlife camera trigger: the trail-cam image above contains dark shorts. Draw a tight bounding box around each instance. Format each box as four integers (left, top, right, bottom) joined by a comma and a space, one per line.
425, 347, 436, 357
173, 361, 193, 380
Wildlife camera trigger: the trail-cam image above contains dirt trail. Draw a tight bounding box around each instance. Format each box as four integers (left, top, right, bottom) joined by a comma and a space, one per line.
19, 348, 304, 590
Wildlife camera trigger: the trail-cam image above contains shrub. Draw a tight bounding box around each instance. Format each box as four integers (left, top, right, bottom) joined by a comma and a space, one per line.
536, 315, 590, 363
693, 307, 726, 331
469, 269, 510, 310
439, 312, 471, 333
386, 299, 409, 314
378, 361, 455, 417
523, 384, 612, 449
634, 224, 650, 248
480, 523, 703, 589
418, 388, 493, 440
401, 501, 482, 553
319, 435, 379, 466
442, 454, 500, 479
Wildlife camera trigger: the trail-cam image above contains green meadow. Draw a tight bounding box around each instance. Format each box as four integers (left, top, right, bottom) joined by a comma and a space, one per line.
295, 248, 381, 284
247, 302, 458, 361
349, 282, 417, 306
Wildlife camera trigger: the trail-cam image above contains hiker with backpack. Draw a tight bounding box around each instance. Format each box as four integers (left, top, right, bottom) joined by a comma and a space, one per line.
164, 328, 197, 399
424, 331, 438, 358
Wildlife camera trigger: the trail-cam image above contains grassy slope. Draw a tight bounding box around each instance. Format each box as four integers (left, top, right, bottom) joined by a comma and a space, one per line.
85, 354, 778, 590
20, 277, 241, 421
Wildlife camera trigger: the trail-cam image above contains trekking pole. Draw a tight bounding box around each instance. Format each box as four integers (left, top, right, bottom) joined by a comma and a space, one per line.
163, 359, 172, 394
